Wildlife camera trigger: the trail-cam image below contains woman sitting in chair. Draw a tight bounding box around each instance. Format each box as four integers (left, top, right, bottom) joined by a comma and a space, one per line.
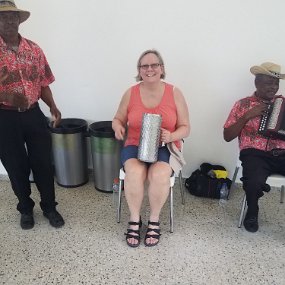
112, 49, 190, 247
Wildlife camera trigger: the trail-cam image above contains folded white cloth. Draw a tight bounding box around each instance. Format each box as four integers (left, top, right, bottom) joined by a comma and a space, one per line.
167, 142, 186, 175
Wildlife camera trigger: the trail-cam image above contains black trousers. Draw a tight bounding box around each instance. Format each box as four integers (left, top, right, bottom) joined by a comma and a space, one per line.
239, 148, 285, 215
0, 105, 57, 214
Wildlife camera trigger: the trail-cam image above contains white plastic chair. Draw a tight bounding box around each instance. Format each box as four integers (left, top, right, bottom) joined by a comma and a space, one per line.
231, 160, 285, 228
116, 168, 184, 233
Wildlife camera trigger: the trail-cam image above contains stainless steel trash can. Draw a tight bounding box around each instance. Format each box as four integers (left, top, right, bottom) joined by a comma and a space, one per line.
50, 118, 89, 187
89, 121, 122, 192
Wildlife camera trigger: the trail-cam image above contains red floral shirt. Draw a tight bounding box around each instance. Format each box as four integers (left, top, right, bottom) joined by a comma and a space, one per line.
0, 35, 55, 105
224, 94, 285, 151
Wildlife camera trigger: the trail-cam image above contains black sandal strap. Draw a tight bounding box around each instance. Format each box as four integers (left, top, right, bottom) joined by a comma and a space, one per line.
145, 228, 161, 240
145, 222, 161, 239
125, 218, 142, 247
144, 221, 161, 246
128, 217, 142, 227
147, 221, 160, 226
146, 228, 161, 235
128, 221, 141, 226
145, 234, 160, 240
125, 232, 140, 241
125, 229, 140, 235
125, 225, 141, 241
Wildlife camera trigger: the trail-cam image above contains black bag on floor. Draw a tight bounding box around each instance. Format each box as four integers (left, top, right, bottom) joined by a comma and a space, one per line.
185, 163, 232, 199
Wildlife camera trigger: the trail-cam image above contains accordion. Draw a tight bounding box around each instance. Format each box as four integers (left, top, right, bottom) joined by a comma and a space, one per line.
258, 97, 285, 140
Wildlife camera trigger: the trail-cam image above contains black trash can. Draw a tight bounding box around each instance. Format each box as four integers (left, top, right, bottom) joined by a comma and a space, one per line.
50, 118, 89, 187
89, 121, 122, 192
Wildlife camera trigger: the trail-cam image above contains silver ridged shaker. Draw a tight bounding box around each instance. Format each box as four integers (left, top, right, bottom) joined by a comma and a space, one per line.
138, 113, 162, 162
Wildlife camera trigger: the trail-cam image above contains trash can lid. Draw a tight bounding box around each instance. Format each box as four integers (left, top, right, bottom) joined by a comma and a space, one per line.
50, 118, 88, 134
89, 121, 115, 138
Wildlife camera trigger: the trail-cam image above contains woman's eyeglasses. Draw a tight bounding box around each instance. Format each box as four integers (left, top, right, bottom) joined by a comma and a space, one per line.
139, 63, 161, 70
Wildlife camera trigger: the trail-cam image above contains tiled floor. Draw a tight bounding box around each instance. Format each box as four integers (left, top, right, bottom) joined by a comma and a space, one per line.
0, 178, 284, 285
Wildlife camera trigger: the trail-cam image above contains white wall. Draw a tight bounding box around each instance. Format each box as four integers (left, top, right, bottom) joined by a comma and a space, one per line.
1, 0, 285, 177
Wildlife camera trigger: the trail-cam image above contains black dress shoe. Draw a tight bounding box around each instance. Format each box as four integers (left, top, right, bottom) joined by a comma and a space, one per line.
43, 210, 65, 228
20, 213, 34, 230
263, 183, 271, 193
243, 212, 259, 233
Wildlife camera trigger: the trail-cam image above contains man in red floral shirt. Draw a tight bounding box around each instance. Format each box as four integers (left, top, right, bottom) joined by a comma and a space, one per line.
224, 62, 285, 232
0, 1, 64, 229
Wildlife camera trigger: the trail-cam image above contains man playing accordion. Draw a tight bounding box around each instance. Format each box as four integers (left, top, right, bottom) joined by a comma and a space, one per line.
223, 62, 285, 232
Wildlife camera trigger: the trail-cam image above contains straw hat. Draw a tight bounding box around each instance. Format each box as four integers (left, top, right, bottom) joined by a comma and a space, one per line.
0, 0, 30, 23
250, 62, 285, 80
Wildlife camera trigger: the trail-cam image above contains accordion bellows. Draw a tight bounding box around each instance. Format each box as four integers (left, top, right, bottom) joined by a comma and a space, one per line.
138, 113, 162, 162
259, 97, 285, 139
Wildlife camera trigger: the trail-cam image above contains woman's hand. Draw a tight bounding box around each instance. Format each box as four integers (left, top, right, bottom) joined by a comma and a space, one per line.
161, 128, 172, 144
114, 125, 126, 140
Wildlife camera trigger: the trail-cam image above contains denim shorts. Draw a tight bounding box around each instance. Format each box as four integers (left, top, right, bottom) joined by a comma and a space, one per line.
121, 145, 170, 166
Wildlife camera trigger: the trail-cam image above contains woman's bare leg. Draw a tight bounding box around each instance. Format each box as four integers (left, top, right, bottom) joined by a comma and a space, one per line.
124, 158, 147, 246
146, 162, 172, 245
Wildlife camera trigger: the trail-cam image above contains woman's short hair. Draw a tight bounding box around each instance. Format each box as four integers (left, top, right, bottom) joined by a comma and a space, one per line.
135, 49, 166, 82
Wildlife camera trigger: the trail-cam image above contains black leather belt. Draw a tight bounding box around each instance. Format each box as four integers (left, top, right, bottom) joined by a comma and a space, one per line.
270, 149, 285, 156
0, 102, 38, 112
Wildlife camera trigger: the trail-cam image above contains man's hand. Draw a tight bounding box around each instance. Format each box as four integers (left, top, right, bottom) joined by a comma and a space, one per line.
50, 106, 61, 128
224, 102, 269, 142
245, 103, 268, 121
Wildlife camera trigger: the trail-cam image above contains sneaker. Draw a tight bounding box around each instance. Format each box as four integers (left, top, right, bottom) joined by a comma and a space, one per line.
20, 213, 34, 230
43, 210, 65, 228
243, 211, 259, 233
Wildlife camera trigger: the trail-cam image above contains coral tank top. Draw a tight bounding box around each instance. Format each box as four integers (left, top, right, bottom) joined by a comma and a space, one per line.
125, 82, 180, 148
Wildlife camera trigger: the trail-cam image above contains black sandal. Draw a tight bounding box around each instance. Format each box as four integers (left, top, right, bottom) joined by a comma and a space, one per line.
125, 220, 142, 248
144, 221, 161, 247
